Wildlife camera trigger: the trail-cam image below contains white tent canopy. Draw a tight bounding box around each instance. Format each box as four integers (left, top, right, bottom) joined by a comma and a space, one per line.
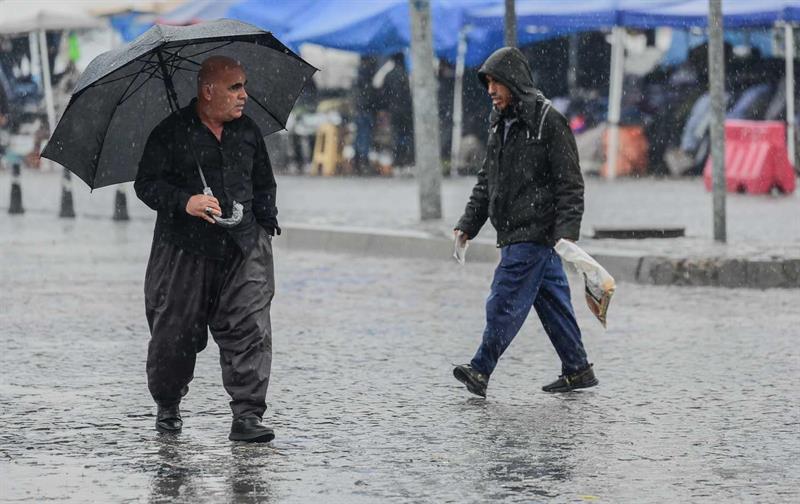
0, 1, 106, 35
0, 0, 107, 152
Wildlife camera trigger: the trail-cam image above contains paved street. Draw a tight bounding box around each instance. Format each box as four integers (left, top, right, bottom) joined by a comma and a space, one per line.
1, 214, 798, 503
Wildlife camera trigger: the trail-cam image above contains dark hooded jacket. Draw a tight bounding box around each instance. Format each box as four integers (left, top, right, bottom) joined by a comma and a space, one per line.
456, 47, 584, 247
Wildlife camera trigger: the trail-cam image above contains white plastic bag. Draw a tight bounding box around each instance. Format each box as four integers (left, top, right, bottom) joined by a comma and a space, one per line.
554, 239, 616, 328
453, 231, 469, 265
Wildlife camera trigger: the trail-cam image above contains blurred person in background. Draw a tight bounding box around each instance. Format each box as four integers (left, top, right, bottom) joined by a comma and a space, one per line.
375, 52, 414, 168
352, 55, 379, 175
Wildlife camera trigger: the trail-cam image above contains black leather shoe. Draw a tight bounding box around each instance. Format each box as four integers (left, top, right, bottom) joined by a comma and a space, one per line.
155, 403, 182, 433
453, 364, 489, 398
542, 364, 598, 393
229, 416, 275, 443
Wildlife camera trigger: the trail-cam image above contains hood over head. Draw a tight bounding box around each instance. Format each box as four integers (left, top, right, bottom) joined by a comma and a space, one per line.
477, 47, 539, 103
478, 47, 551, 132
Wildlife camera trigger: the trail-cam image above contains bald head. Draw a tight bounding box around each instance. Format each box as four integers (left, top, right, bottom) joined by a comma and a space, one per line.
197, 56, 243, 91
196, 56, 248, 124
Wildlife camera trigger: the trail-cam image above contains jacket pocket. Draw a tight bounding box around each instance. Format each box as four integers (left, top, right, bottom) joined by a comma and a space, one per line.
516, 139, 549, 182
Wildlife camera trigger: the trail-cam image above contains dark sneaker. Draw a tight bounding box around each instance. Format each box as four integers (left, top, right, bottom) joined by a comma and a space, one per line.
453, 364, 489, 398
542, 364, 598, 393
229, 416, 275, 443
155, 403, 182, 433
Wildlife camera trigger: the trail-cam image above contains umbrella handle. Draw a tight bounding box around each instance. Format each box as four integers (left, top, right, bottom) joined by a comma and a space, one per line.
203, 186, 243, 228
213, 201, 243, 228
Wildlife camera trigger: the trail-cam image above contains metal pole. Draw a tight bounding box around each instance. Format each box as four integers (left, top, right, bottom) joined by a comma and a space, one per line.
450, 26, 469, 176
113, 185, 130, 221
606, 26, 625, 180
37, 30, 56, 140
708, 0, 726, 242
8, 163, 24, 214
109, 35, 130, 221
504, 0, 517, 47
409, 0, 442, 220
568, 32, 579, 98
37, 29, 58, 174
28, 32, 41, 88
785, 23, 796, 167
59, 168, 76, 218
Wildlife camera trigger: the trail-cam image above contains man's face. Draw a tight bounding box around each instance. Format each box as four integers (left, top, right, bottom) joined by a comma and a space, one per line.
203, 66, 248, 122
486, 75, 512, 111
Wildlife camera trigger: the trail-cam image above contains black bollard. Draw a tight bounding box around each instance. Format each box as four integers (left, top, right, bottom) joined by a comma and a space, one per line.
112, 187, 130, 221
8, 162, 24, 214
59, 168, 76, 218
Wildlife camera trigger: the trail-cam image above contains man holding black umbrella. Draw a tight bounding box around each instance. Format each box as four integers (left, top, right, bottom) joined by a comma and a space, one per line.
135, 56, 279, 442
41, 20, 315, 442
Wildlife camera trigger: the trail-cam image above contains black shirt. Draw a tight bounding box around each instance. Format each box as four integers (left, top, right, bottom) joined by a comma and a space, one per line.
135, 99, 279, 259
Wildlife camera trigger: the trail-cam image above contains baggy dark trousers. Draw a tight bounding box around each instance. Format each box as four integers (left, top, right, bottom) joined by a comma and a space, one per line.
144, 230, 274, 419
470, 242, 589, 377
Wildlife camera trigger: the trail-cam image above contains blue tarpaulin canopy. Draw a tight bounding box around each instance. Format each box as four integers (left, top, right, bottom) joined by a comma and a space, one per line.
278, 0, 800, 66
147, 0, 499, 60
465, 0, 800, 31
283, 0, 414, 55
459, 1, 663, 66
226, 0, 316, 37
461, 0, 800, 67
157, 0, 316, 40
117, 0, 488, 59
466, 0, 632, 30
621, 0, 800, 28
108, 11, 156, 42
109, 1, 246, 42
109, 0, 316, 44
156, 0, 241, 24
283, 0, 500, 65
117, 1, 800, 63
279, 0, 578, 66
109, 0, 517, 66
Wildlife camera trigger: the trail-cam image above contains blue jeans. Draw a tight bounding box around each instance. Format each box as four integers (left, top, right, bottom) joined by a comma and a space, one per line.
354, 113, 374, 165
470, 242, 589, 377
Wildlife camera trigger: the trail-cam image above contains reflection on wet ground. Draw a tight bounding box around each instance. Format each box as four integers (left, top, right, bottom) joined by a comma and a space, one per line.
1, 217, 799, 502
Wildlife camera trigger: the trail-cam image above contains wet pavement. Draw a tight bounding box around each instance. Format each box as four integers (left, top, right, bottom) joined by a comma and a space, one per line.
2, 214, 799, 502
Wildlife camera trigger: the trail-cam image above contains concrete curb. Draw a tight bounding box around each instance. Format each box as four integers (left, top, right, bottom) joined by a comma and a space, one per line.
280, 223, 800, 289
635, 256, 800, 289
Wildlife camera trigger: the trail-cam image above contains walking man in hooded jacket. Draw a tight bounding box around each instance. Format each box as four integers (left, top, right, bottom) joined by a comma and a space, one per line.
452, 47, 598, 397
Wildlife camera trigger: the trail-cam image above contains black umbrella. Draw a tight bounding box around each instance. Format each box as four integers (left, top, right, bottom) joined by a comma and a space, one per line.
42, 19, 317, 189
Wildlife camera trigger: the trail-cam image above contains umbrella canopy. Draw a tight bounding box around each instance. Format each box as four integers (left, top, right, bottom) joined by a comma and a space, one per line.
41, 19, 317, 189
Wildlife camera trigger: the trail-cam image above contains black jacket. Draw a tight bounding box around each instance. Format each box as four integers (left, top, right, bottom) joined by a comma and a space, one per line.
456, 47, 584, 247
135, 100, 279, 259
